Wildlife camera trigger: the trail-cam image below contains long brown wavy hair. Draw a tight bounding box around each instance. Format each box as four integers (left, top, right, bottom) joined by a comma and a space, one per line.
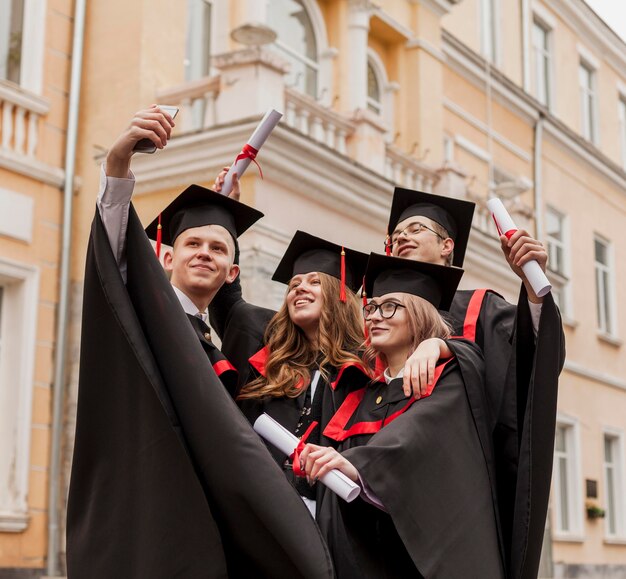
363, 294, 452, 371
238, 273, 365, 399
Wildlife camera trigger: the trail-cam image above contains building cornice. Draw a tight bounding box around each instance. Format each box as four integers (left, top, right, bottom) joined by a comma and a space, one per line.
564, 360, 626, 393
130, 118, 393, 228
540, 0, 626, 80
409, 0, 458, 18
0, 149, 65, 188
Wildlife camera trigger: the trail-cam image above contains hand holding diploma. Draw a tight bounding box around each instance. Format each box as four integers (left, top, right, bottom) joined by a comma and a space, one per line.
487, 198, 551, 299
254, 413, 361, 503
219, 109, 283, 197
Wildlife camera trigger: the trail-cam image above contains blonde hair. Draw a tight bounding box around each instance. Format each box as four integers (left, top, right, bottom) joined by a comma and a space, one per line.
363, 294, 452, 371
238, 273, 365, 400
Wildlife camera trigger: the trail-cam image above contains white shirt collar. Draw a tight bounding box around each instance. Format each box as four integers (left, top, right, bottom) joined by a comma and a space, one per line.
383, 367, 404, 384
172, 285, 207, 322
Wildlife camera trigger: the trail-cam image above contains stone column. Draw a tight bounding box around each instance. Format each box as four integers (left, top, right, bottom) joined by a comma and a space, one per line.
346, 0, 373, 113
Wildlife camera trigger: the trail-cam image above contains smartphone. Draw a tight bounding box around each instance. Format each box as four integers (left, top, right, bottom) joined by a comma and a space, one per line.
133, 105, 179, 154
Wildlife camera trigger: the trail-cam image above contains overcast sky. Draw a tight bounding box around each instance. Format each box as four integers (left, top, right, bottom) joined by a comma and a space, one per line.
584, 1, 626, 43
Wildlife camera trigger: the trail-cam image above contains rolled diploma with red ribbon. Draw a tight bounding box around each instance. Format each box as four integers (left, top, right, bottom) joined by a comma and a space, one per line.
220, 108, 283, 196
253, 413, 361, 503
487, 197, 552, 298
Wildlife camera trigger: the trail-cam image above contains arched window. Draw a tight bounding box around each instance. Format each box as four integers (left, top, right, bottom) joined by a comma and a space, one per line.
268, 0, 319, 98
367, 60, 382, 114
0, 0, 25, 84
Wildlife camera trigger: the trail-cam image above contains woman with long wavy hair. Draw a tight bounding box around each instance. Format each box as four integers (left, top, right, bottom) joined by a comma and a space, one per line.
300, 254, 505, 578
236, 231, 369, 517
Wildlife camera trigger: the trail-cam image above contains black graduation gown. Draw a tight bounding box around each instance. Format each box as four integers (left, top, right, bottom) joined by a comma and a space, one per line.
239, 347, 367, 514
319, 340, 504, 579
209, 275, 275, 388
66, 208, 333, 579
449, 287, 565, 579
186, 313, 239, 398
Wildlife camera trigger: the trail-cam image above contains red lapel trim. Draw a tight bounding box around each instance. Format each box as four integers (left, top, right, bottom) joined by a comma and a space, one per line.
462, 289, 489, 342
213, 359, 237, 377
249, 346, 269, 377
248, 346, 307, 389
323, 359, 453, 442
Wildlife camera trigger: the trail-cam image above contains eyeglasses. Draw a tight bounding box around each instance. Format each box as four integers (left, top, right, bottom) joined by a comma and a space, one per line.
384, 221, 444, 248
363, 301, 406, 320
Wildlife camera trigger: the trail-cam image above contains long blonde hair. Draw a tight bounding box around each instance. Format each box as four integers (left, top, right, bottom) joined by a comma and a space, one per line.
238, 273, 364, 399
363, 294, 452, 370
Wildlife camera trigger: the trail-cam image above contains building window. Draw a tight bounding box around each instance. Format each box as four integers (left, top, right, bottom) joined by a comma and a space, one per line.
553, 421, 582, 536
619, 97, 626, 171
367, 60, 381, 115
604, 433, 625, 538
545, 207, 569, 314
579, 61, 597, 143
185, 0, 212, 82
594, 236, 615, 336
269, 0, 318, 98
0, 0, 25, 84
480, 0, 498, 63
0, 260, 39, 532
532, 19, 551, 107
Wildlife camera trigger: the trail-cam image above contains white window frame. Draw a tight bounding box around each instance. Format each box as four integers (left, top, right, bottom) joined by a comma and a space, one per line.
579, 57, 599, 145
269, 0, 332, 102
603, 428, 626, 541
553, 415, 584, 540
531, 17, 553, 109
0, 258, 39, 532
545, 206, 571, 317
480, 0, 500, 65
618, 92, 626, 171
594, 234, 617, 338
0, 0, 46, 94
366, 48, 396, 140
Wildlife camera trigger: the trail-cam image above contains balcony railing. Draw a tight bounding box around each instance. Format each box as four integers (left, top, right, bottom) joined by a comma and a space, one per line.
0, 81, 48, 159
384, 144, 439, 192
156, 75, 220, 132
284, 87, 355, 156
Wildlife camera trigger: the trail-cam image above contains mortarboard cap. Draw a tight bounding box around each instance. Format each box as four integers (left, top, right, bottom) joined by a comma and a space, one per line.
145, 185, 264, 247
387, 188, 475, 268
272, 231, 369, 298
364, 253, 464, 311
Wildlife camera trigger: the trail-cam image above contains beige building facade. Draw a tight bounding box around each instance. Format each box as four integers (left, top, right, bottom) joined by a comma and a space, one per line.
1, 0, 626, 577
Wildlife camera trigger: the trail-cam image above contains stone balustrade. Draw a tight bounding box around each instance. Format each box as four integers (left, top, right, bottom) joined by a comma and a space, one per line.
384, 144, 439, 192
156, 75, 221, 132
284, 87, 355, 155
0, 82, 48, 159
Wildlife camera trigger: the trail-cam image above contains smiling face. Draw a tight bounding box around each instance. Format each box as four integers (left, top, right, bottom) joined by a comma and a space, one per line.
163, 224, 239, 310
365, 292, 413, 359
391, 215, 453, 265
286, 271, 324, 340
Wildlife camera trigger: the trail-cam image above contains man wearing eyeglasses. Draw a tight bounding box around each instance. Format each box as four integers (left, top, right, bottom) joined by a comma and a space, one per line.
386, 187, 564, 579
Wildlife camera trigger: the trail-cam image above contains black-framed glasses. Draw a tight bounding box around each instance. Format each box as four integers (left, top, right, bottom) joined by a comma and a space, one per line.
363, 301, 406, 320
384, 221, 444, 248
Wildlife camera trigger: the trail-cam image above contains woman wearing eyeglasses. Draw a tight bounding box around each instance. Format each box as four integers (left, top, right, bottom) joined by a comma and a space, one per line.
300, 254, 504, 579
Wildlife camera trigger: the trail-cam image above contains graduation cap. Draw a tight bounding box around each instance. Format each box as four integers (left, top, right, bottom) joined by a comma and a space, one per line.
386, 188, 475, 268
145, 185, 264, 257
272, 231, 369, 302
364, 253, 464, 311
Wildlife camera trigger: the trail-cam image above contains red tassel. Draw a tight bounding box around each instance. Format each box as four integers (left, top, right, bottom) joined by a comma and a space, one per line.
385, 234, 392, 256
155, 213, 163, 259
361, 277, 368, 340
339, 248, 346, 303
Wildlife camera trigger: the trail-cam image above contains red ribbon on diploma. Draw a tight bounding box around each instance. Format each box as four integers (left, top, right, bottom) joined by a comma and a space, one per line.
235, 143, 264, 179
491, 215, 517, 239
290, 420, 319, 478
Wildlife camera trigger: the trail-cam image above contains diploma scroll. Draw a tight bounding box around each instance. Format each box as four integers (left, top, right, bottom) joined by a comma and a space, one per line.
487, 197, 552, 298
220, 109, 283, 196
253, 413, 361, 503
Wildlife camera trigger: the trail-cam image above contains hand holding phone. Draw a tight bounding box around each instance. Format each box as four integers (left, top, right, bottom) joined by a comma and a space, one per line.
133, 105, 179, 154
